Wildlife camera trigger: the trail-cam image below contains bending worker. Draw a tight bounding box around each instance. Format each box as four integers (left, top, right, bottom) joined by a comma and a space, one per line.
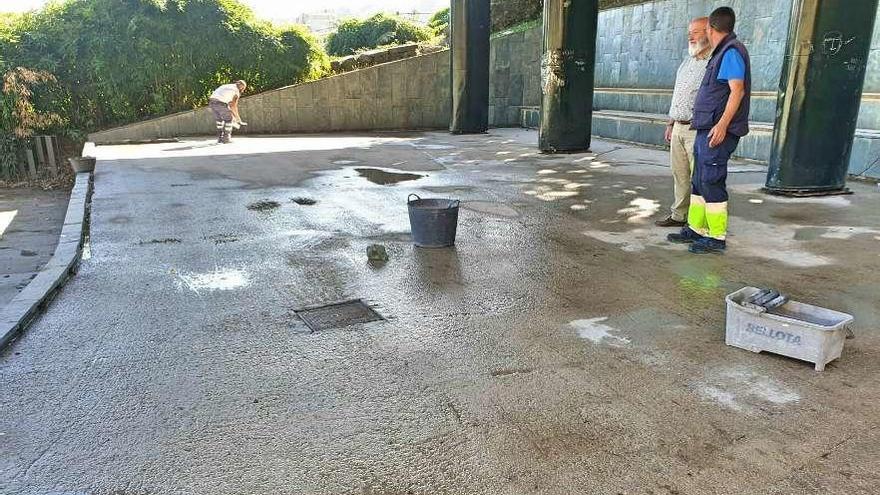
668, 7, 751, 254
209, 80, 247, 143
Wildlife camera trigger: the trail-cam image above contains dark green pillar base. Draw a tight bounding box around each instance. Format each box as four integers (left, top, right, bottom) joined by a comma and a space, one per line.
762, 187, 853, 198
450, 0, 490, 135
538, 0, 599, 154
765, 0, 879, 191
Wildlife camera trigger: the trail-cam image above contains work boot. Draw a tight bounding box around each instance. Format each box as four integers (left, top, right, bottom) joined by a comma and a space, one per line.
221, 122, 233, 143
667, 227, 703, 244
655, 216, 687, 227
688, 237, 726, 254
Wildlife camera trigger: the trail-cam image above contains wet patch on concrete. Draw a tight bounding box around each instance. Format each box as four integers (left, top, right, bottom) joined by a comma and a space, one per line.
583, 227, 671, 253
247, 199, 281, 212
109, 215, 131, 224
291, 197, 317, 206
731, 218, 832, 267
490, 367, 535, 377
461, 201, 519, 218
138, 238, 182, 245
205, 233, 239, 245
355, 168, 424, 185
364, 232, 412, 243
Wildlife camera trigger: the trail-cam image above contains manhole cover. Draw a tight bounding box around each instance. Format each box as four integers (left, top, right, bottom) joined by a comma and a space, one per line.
295, 299, 384, 332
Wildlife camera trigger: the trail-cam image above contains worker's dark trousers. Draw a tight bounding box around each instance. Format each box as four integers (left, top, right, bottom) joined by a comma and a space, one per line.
687, 129, 740, 241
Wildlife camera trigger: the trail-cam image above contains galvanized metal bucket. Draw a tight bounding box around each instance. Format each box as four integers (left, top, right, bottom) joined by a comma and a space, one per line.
407, 194, 460, 248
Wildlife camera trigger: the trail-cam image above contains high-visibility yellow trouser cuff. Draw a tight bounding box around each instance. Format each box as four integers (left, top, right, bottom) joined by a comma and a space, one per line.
706, 202, 728, 240
687, 195, 708, 236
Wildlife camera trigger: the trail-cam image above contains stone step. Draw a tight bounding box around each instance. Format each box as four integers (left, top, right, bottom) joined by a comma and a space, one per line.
519, 107, 880, 179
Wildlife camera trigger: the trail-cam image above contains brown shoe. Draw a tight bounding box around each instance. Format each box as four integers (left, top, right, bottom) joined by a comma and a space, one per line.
655, 216, 687, 227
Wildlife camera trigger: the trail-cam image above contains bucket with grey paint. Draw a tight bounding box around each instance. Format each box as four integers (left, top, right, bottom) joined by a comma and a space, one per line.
407, 194, 460, 248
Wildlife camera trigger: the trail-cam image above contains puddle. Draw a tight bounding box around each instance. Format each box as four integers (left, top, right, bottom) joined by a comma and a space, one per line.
355, 168, 424, 185
247, 200, 281, 212
291, 197, 317, 206
176, 268, 249, 293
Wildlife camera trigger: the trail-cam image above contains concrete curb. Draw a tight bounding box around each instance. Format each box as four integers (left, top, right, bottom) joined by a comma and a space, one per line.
0, 162, 94, 349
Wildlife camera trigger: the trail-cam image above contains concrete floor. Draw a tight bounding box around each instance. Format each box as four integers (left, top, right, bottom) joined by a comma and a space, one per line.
0, 188, 69, 307
1, 129, 879, 494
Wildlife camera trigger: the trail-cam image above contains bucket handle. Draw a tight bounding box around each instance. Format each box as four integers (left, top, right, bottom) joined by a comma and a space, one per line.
407, 193, 420, 204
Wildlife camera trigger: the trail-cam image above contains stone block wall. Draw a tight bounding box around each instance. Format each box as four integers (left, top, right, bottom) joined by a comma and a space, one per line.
89, 51, 451, 144
91, 0, 880, 177
489, 0, 880, 130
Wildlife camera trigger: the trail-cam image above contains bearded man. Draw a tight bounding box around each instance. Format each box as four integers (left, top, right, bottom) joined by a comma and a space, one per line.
655, 17, 711, 228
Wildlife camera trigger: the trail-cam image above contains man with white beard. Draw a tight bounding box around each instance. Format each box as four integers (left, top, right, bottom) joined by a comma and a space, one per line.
655, 17, 711, 228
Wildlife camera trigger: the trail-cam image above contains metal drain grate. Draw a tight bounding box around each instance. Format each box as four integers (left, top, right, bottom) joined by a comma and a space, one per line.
295, 299, 384, 332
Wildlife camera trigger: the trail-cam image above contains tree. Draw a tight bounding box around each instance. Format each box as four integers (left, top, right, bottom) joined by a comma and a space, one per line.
325, 13, 434, 57
1, 67, 63, 177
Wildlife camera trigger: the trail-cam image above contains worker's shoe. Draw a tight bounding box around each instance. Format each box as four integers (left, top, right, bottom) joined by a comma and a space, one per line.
655, 216, 687, 227
667, 227, 703, 244
688, 237, 726, 254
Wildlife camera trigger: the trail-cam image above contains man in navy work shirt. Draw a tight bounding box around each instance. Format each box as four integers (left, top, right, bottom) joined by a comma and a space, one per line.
668, 6, 751, 254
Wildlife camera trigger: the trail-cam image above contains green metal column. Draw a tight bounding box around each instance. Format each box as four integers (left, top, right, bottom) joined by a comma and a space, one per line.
538, 0, 599, 153
450, 0, 490, 134
765, 0, 879, 194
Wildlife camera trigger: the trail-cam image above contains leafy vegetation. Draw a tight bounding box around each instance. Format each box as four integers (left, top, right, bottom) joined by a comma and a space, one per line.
0, 0, 329, 133
325, 13, 434, 57
428, 7, 449, 38
0, 67, 64, 178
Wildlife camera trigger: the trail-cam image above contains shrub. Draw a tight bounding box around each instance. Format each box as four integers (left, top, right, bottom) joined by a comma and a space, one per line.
428, 7, 449, 38
326, 13, 433, 57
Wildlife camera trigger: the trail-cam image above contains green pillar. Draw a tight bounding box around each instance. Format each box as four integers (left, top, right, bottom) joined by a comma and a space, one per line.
538, 0, 599, 153
765, 0, 879, 195
450, 0, 490, 134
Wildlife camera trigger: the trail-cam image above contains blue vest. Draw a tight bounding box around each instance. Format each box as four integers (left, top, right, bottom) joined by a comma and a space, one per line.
693, 33, 751, 137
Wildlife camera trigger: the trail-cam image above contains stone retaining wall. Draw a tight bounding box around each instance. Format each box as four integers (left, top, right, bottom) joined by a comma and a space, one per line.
90, 51, 451, 144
